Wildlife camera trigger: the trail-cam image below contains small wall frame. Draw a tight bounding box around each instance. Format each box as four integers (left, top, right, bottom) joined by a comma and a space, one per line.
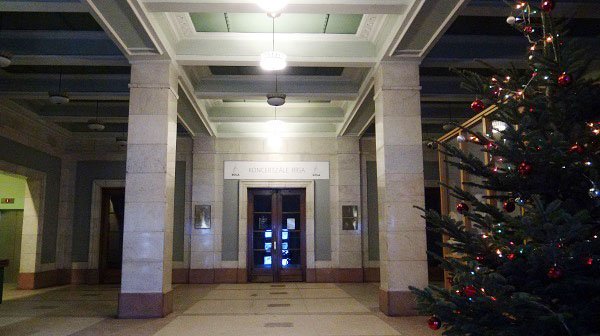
194, 205, 211, 229
342, 205, 358, 230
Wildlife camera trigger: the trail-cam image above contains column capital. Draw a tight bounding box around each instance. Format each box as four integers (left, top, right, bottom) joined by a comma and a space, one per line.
130, 61, 179, 98
374, 60, 421, 96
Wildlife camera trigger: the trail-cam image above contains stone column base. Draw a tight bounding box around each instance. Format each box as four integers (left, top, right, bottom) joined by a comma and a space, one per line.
379, 289, 419, 316
118, 291, 173, 318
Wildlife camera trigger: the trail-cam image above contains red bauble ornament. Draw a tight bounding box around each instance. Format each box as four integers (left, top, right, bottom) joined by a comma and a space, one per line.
586, 257, 593, 266
471, 99, 485, 113
548, 266, 562, 279
503, 200, 516, 213
456, 202, 469, 214
428, 316, 442, 330
507, 253, 516, 261
464, 285, 477, 297
518, 162, 532, 176
523, 25, 533, 34
568, 143, 584, 154
558, 72, 572, 87
540, 0, 555, 12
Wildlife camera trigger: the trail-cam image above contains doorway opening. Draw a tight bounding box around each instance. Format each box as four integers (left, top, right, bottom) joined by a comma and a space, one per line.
99, 188, 125, 284
247, 188, 306, 283
0, 171, 26, 285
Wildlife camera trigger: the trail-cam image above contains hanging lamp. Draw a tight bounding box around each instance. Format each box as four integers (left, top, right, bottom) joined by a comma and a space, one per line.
260, 16, 287, 71
87, 100, 106, 131
257, 0, 287, 18
48, 72, 70, 104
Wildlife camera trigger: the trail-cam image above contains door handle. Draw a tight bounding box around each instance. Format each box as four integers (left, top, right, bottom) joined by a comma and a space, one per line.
273, 241, 277, 251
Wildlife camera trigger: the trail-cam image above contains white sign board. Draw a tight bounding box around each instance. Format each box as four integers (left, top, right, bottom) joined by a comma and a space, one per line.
224, 161, 329, 180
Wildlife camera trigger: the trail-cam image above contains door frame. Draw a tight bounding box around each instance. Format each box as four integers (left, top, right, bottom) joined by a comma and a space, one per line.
246, 188, 306, 282
238, 181, 316, 278
98, 187, 125, 284
86, 180, 125, 283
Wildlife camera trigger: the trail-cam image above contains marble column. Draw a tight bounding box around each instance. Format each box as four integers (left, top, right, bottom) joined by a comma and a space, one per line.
374, 61, 428, 316
118, 61, 178, 318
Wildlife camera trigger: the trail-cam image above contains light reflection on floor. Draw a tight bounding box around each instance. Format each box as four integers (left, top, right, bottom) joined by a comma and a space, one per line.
0, 283, 438, 336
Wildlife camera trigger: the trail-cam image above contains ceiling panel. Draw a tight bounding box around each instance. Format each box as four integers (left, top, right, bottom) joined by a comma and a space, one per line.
209, 66, 344, 76
190, 13, 362, 34
0, 12, 102, 31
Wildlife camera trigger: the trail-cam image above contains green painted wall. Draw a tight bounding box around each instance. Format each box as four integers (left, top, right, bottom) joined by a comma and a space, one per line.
366, 161, 380, 261
221, 179, 239, 261
0, 136, 61, 264
314, 179, 331, 261
72, 161, 187, 263
0, 210, 23, 283
0, 173, 26, 210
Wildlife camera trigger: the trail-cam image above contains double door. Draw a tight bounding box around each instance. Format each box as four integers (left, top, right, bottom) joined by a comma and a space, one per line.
248, 189, 305, 282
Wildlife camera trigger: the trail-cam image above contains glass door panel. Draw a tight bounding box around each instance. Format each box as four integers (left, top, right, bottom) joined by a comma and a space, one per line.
248, 189, 305, 282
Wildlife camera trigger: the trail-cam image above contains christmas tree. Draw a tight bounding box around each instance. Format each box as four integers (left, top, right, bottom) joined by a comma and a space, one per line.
410, 1, 600, 335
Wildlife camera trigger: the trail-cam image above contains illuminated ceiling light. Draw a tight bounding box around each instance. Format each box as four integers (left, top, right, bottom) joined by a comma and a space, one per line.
258, 0, 287, 17
260, 51, 287, 71
265, 108, 285, 149
266, 119, 285, 129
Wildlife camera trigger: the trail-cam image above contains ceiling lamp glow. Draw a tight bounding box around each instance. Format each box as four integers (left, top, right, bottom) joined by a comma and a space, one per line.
260, 51, 287, 71
266, 119, 285, 129
258, 0, 287, 16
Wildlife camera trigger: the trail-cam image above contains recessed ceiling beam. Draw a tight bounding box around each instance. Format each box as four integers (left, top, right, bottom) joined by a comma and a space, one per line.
143, 0, 409, 14
176, 39, 376, 67
461, 1, 600, 19
0, 1, 88, 12
9, 55, 129, 67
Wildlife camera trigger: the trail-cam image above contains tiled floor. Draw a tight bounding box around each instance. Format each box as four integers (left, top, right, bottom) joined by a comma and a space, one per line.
0, 283, 439, 336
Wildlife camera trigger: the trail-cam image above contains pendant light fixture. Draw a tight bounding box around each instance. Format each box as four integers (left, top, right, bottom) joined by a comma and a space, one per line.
264, 16, 286, 106
87, 100, 106, 131
267, 71, 286, 106
260, 16, 287, 71
257, 0, 287, 18
266, 107, 284, 148
48, 71, 70, 104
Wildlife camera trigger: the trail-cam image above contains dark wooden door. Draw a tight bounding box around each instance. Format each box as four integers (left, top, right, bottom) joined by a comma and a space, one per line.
248, 189, 306, 282
99, 188, 125, 284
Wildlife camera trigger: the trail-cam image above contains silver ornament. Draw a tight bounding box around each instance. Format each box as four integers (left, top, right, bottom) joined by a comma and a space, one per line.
457, 134, 466, 143
506, 16, 516, 25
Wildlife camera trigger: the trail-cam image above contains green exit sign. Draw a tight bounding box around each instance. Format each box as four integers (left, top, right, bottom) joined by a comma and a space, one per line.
1, 198, 15, 204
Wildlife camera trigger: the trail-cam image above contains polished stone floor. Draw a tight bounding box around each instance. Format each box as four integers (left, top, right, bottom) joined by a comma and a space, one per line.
0, 282, 439, 336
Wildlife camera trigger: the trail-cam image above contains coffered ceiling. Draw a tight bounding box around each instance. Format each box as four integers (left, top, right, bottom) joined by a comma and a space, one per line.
1, 0, 598, 141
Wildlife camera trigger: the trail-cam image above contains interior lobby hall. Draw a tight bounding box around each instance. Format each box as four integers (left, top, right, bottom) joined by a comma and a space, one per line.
1, 0, 599, 335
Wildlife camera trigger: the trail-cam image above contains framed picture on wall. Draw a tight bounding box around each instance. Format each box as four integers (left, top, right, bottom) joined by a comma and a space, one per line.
342, 205, 358, 230
194, 205, 211, 229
